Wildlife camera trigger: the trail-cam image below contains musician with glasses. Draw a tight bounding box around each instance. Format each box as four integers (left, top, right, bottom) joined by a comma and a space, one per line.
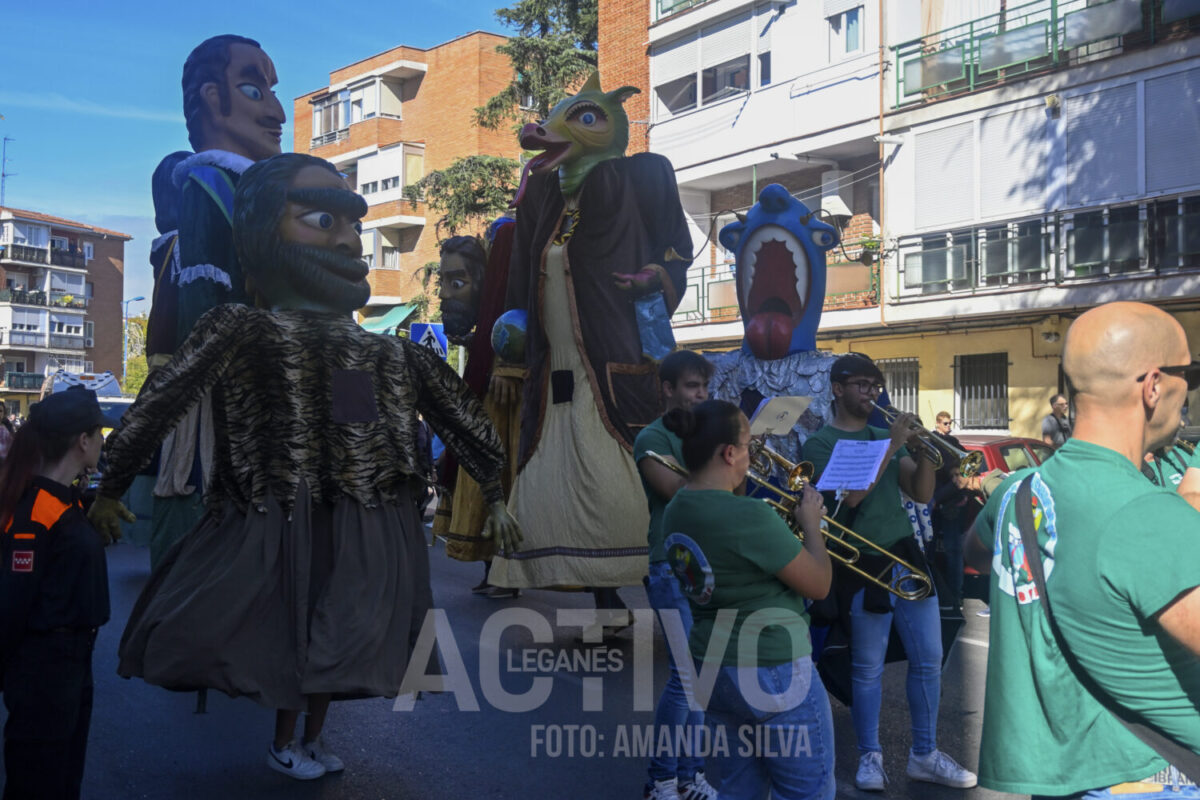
806, 354, 976, 791
965, 301, 1200, 799
661, 399, 834, 800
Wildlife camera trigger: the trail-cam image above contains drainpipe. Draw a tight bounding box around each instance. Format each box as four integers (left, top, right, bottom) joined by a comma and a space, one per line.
752, 163, 757, 199
878, 0, 889, 329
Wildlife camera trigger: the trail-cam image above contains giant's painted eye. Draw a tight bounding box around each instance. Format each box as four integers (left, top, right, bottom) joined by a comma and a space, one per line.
300, 210, 335, 230
238, 83, 264, 101
568, 104, 605, 125
580, 111, 596, 125
811, 230, 835, 248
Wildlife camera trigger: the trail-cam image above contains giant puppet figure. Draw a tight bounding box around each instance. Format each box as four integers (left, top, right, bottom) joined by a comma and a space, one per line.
431, 223, 523, 588
89, 153, 520, 779
143, 35, 287, 567
707, 183, 842, 463
487, 73, 693, 590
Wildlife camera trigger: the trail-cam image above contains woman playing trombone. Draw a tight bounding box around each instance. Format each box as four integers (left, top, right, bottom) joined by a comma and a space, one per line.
661, 399, 834, 800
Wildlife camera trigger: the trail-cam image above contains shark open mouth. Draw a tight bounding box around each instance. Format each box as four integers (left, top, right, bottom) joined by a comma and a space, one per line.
739, 225, 811, 360
512, 140, 572, 208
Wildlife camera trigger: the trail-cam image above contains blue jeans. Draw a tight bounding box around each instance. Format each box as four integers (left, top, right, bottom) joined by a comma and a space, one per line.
849, 574, 942, 755
1033, 780, 1200, 800
645, 561, 704, 783
706, 657, 836, 800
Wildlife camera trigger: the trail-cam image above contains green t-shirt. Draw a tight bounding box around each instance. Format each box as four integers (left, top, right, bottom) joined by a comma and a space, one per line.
974, 438, 1200, 795
633, 417, 685, 563
806, 425, 912, 549
663, 489, 809, 667
1143, 442, 1200, 490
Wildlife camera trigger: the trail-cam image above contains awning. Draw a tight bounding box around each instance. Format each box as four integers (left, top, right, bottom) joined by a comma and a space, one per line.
359, 303, 417, 335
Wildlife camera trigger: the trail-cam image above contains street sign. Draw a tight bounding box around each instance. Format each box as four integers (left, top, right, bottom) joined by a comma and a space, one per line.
410, 322, 447, 360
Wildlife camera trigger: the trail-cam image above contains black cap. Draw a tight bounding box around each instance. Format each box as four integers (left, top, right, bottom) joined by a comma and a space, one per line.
830, 353, 884, 384
28, 386, 120, 436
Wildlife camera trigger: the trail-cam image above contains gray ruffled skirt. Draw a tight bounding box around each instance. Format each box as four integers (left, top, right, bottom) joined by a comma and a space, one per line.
117, 483, 432, 710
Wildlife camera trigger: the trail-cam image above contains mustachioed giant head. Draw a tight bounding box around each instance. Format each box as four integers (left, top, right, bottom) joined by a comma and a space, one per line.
437, 235, 487, 341
233, 153, 371, 314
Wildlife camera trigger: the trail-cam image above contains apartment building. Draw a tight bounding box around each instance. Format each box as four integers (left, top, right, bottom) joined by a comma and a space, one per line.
599, 0, 1200, 437
0, 207, 130, 415
294, 31, 521, 331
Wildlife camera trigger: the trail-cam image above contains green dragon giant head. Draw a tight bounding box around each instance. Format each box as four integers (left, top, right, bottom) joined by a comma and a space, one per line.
512, 73, 640, 207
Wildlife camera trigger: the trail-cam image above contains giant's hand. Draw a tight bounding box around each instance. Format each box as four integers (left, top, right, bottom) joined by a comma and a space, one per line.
489, 375, 521, 407
483, 501, 522, 555
611, 265, 663, 297
87, 495, 135, 545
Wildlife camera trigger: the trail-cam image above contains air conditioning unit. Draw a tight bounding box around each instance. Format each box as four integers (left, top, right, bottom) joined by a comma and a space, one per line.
85, 337, 94, 348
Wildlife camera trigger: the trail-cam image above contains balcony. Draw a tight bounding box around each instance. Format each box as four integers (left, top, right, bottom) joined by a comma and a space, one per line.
49, 334, 86, 350
0, 288, 87, 308
0, 243, 49, 265
49, 248, 85, 269
3, 331, 45, 347
3, 372, 43, 391
311, 128, 349, 149
893, 0, 1200, 107
894, 202, 1200, 299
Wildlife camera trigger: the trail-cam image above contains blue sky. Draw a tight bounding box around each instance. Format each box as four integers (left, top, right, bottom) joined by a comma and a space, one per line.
0, 0, 511, 316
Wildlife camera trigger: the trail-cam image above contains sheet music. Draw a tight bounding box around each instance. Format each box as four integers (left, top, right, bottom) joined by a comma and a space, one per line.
815, 439, 889, 492
749, 396, 812, 437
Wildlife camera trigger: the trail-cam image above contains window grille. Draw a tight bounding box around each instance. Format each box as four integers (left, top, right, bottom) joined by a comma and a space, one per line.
955, 352, 1009, 429
877, 357, 919, 414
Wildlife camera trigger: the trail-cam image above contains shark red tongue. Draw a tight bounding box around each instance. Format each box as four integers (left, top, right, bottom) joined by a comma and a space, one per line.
511, 156, 539, 208
746, 312, 795, 360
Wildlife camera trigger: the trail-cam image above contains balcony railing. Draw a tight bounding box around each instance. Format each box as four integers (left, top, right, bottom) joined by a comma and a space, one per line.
49, 334, 86, 349
895, 202, 1200, 298
3, 372, 44, 391
4, 331, 45, 347
893, 0, 1199, 107
310, 129, 349, 149
0, 243, 49, 264
0, 288, 87, 308
49, 248, 85, 269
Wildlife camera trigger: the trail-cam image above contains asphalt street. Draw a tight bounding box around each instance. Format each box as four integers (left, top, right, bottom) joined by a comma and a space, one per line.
0, 530, 1025, 800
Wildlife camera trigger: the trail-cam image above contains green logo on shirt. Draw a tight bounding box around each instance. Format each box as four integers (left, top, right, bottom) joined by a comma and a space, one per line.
664, 532, 714, 605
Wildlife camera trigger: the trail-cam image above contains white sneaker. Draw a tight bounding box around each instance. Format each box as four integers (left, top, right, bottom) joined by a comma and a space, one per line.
644, 776, 681, 800
267, 740, 325, 780
856, 751, 887, 791
679, 770, 718, 800
907, 749, 978, 788
303, 736, 345, 772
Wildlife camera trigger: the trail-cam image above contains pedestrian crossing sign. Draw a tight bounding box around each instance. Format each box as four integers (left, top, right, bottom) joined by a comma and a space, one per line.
409, 322, 447, 360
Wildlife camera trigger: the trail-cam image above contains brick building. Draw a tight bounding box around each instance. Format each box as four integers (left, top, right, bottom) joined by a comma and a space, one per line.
0, 207, 130, 415
599, 0, 1200, 438
294, 31, 521, 329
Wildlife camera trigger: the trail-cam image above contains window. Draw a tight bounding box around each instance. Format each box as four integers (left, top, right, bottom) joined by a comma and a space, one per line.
980, 221, 1049, 286
83, 242, 93, 261
312, 90, 350, 139
380, 176, 400, 191
758, 53, 771, 86
12, 223, 48, 248
349, 81, 377, 124
905, 231, 972, 294
50, 319, 83, 335
381, 247, 401, 269
955, 352, 1009, 430
5, 360, 26, 373
702, 55, 751, 104
877, 357, 919, 414
360, 181, 378, 195
1067, 206, 1144, 276
85, 321, 95, 347
405, 150, 424, 187
829, 6, 862, 59
656, 74, 698, 115
50, 236, 69, 251
1153, 195, 1200, 269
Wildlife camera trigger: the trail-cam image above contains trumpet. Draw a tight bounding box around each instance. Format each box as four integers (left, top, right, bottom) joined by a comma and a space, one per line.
644, 444, 933, 601
870, 401, 985, 479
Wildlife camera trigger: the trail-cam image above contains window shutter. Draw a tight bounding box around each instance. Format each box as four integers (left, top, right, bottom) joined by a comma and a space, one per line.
823, 0, 860, 17
652, 33, 699, 85
980, 106, 1047, 216
1066, 84, 1137, 206
756, 5, 774, 52
701, 12, 752, 69
915, 122, 975, 229
1146, 68, 1200, 193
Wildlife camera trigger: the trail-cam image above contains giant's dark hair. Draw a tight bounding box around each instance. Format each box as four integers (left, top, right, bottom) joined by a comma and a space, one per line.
152, 151, 191, 234
439, 235, 487, 286
0, 423, 86, 531
182, 34, 262, 151
662, 399, 744, 473
659, 349, 713, 388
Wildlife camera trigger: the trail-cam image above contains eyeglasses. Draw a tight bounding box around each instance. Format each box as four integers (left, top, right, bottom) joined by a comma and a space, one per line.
1137, 362, 1200, 392
844, 379, 885, 394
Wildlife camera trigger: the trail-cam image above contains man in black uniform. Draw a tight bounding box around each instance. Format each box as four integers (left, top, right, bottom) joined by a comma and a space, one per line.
0, 387, 120, 800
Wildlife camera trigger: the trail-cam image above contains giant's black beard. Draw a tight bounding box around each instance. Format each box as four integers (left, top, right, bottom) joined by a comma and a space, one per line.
253, 240, 371, 313
441, 297, 478, 341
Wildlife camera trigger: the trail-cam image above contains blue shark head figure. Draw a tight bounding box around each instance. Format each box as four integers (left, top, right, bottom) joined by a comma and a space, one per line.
719, 184, 840, 360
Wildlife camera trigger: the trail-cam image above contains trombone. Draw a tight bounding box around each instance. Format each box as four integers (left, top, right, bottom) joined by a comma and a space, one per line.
645, 445, 932, 601
869, 401, 985, 479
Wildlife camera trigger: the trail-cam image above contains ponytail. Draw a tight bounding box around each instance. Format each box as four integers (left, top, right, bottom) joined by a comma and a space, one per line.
665, 399, 744, 472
